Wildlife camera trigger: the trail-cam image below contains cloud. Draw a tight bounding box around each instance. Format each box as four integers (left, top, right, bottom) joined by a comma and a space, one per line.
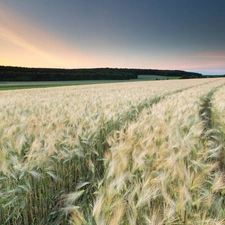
194, 52, 225, 59
0, 3, 93, 68
161, 51, 225, 73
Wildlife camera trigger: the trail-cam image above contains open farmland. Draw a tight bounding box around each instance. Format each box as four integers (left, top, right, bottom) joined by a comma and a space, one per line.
0, 80, 134, 91
0, 75, 178, 91
137, 75, 180, 80
0, 78, 225, 224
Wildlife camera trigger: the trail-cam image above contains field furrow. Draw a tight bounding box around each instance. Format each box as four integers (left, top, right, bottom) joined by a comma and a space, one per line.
0, 79, 225, 224
92, 80, 225, 224
211, 86, 225, 178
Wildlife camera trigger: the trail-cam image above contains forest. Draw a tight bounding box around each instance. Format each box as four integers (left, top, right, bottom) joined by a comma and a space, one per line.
0, 66, 203, 81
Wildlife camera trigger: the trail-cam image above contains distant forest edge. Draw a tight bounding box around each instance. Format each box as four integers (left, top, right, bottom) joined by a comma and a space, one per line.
0, 66, 203, 81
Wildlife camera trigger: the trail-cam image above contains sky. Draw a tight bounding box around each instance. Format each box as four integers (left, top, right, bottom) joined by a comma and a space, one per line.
0, 0, 225, 75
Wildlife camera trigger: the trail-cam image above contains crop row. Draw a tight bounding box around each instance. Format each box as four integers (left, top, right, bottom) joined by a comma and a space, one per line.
0, 79, 224, 224
92, 80, 225, 224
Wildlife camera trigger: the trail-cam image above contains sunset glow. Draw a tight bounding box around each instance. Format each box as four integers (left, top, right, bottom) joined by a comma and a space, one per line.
0, 0, 225, 74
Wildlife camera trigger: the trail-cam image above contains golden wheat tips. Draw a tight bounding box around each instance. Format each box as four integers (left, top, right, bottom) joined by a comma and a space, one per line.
0, 78, 225, 224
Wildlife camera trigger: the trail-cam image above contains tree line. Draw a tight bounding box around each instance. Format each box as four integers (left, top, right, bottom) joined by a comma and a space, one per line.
0, 66, 203, 81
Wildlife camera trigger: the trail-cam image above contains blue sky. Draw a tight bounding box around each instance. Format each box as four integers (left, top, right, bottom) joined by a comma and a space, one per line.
0, 0, 225, 74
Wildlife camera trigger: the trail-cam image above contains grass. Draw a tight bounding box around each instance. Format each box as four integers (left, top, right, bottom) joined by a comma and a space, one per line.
0, 78, 225, 224
0, 84, 77, 91
0, 75, 179, 91
138, 75, 180, 80
0, 81, 116, 91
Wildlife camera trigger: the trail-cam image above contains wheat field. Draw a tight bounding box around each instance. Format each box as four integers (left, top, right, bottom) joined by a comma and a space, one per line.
0, 78, 225, 224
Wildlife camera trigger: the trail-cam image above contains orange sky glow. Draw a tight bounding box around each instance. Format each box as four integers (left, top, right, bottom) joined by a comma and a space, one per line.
0, 3, 96, 68
0, 1, 225, 74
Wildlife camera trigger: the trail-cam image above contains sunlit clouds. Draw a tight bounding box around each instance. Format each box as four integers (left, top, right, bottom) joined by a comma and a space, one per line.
0, 1, 225, 74
0, 3, 94, 68
194, 52, 225, 60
